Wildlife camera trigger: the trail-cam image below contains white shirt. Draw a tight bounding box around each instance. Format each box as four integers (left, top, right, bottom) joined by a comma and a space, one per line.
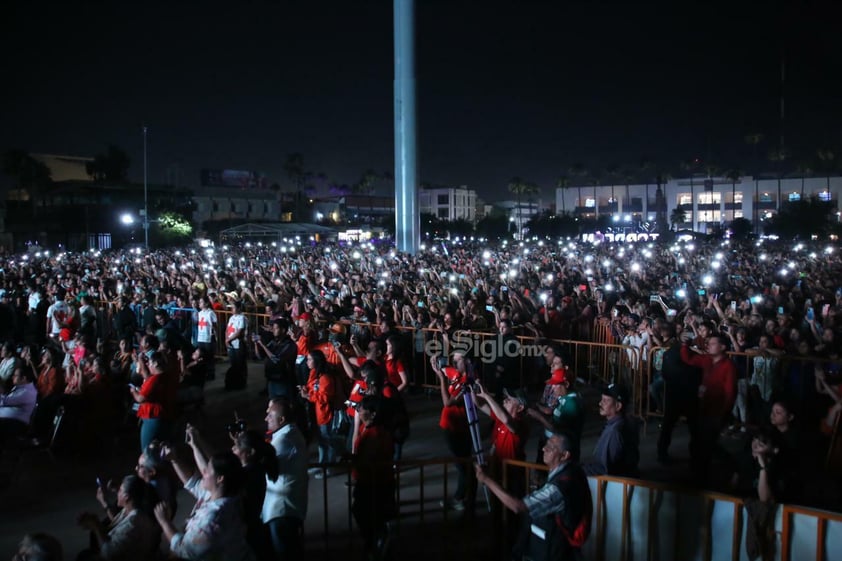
197, 309, 217, 344
0, 382, 37, 425
28, 292, 41, 312
261, 423, 309, 523
226, 313, 246, 349
46, 300, 70, 335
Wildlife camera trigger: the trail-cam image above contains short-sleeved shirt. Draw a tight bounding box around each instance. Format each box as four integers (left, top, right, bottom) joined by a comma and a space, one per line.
197, 309, 217, 344
137, 374, 167, 420
226, 314, 246, 349
523, 463, 568, 518
47, 300, 70, 335
491, 411, 527, 463
385, 357, 405, 388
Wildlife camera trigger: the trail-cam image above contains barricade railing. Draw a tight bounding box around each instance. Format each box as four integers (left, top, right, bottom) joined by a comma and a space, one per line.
303, 455, 842, 561
642, 346, 840, 421
304, 456, 473, 559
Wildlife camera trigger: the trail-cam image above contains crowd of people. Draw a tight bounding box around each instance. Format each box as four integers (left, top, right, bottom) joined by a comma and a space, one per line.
3, 235, 842, 559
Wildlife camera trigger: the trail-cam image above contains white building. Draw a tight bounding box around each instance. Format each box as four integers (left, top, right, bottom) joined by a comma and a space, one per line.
555, 175, 842, 232
192, 187, 281, 225
495, 199, 545, 238
419, 185, 477, 222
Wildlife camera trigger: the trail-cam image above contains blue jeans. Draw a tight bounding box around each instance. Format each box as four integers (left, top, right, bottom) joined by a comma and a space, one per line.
140, 417, 170, 452
267, 516, 303, 560
318, 424, 335, 464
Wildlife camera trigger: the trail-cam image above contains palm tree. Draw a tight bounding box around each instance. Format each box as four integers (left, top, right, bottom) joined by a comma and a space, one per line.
556, 175, 570, 213
620, 166, 635, 219
744, 133, 764, 233
283, 153, 313, 221
353, 169, 379, 196
796, 162, 813, 199
507, 177, 539, 239
569, 163, 587, 215
724, 169, 742, 223
604, 164, 620, 216
768, 146, 790, 211
670, 208, 687, 231
817, 149, 836, 192
680, 158, 701, 230
639, 158, 653, 220
655, 169, 671, 231
588, 173, 601, 220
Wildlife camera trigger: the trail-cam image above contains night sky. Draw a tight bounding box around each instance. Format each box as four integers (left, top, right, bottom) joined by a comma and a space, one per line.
3, 1, 842, 201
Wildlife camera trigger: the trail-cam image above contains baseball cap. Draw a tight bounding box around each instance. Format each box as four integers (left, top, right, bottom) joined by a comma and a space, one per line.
503, 388, 528, 406
546, 368, 573, 386
602, 383, 629, 404
299, 312, 313, 321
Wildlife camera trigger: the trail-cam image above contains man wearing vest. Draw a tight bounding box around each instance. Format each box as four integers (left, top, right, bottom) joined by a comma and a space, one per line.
476, 432, 592, 561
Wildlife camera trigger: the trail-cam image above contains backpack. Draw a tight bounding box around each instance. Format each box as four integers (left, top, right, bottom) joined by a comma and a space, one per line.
551, 468, 593, 548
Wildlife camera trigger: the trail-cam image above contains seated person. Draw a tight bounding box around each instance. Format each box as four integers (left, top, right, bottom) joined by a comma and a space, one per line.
582, 384, 639, 477
77, 474, 158, 561
730, 427, 786, 503
0, 365, 38, 445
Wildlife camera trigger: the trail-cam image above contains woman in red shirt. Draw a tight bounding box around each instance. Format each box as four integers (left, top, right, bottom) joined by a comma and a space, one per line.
299, 349, 336, 475
27, 346, 64, 442
130, 351, 173, 452
384, 335, 408, 392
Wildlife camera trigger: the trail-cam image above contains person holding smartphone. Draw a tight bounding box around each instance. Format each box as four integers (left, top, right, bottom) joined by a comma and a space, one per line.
130, 351, 174, 452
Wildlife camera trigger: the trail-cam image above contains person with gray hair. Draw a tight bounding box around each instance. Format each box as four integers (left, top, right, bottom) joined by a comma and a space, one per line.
13, 533, 63, 561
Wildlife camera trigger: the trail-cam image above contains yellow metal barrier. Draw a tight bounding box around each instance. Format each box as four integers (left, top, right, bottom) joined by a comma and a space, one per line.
303, 455, 842, 561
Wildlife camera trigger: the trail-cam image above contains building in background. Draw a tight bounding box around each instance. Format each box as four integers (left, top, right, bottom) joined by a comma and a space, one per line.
419, 185, 477, 222
494, 198, 545, 238
555, 175, 842, 233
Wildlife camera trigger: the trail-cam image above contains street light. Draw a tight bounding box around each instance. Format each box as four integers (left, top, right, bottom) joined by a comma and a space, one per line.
143, 126, 149, 249
121, 213, 134, 225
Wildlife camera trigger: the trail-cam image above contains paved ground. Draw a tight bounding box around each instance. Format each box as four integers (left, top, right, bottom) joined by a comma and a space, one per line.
0, 359, 834, 560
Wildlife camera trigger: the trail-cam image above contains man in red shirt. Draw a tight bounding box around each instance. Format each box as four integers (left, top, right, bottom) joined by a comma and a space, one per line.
681, 332, 737, 486
430, 352, 474, 511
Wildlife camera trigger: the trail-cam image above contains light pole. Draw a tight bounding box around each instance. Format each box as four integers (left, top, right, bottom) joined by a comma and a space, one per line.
143, 126, 149, 249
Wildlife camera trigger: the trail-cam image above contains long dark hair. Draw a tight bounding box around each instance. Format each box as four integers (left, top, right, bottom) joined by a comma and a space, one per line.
210, 452, 246, 497
236, 430, 280, 482
309, 349, 327, 375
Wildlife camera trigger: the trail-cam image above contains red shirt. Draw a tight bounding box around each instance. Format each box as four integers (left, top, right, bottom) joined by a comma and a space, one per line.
296, 331, 316, 357
306, 369, 335, 426
385, 357, 405, 388
439, 366, 468, 432
490, 411, 527, 464
680, 345, 737, 419
346, 379, 367, 417
353, 423, 394, 483
138, 374, 168, 420
36, 366, 64, 398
